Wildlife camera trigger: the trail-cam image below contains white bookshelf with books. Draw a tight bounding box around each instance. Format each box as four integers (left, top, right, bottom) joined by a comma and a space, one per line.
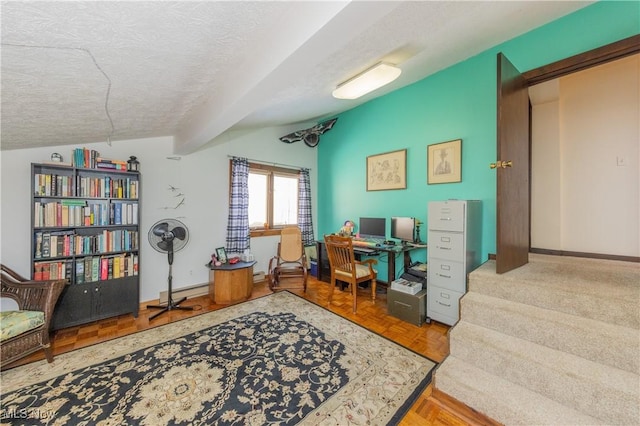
31, 159, 141, 330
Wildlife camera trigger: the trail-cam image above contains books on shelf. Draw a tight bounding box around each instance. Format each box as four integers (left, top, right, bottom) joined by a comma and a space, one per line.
77, 176, 138, 198
96, 157, 127, 171
70, 253, 139, 282
44, 254, 140, 284
34, 229, 139, 259
71, 148, 132, 171
34, 200, 138, 228
34, 173, 75, 197
72, 148, 99, 169
33, 260, 72, 281
35, 168, 138, 204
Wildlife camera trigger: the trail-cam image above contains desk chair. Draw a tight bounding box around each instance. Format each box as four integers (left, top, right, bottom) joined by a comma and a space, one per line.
323, 234, 377, 313
268, 227, 308, 292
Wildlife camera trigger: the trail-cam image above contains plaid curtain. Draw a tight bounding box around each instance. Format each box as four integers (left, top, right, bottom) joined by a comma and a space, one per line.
226, 157, 250, 253
298, 168, 315, 246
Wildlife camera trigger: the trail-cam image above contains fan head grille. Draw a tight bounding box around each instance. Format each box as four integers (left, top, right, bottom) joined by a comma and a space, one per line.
148, 219, 189, 253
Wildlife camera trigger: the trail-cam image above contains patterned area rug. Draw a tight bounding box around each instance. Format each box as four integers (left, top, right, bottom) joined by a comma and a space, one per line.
1, 292, 436, 425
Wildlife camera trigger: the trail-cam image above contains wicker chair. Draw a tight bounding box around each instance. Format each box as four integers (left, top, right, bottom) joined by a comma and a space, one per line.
1, 264, 65, 368
268, 227, 308, 292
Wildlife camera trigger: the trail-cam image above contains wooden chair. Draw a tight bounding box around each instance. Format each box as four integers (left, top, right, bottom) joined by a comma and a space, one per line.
323, 234, 377, 313
268, 227, 308, 292
1, 264, 65, 368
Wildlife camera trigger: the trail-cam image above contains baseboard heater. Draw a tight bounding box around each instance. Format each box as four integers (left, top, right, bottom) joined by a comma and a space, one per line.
159, 271, 266, 303
159, 283, 208, 304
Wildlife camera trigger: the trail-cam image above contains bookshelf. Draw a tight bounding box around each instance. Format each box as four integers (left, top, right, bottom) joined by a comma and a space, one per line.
31, 161, 141, 330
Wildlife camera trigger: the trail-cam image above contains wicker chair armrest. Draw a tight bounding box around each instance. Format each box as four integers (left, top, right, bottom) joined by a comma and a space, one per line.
1, 264, 66, 313
1, 264, 29, 282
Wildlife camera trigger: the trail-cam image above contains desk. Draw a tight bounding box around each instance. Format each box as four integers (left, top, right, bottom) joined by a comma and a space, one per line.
316, 241, 426, 286
207, 261, 256, 304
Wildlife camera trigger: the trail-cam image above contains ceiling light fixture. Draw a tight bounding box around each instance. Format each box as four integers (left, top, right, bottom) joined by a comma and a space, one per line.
332, 62, 402, 100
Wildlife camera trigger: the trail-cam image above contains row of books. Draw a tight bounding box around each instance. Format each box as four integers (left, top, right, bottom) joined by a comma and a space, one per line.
77, 176, 138, 199
72, 148, 99, 169
34, 173, 138, 199
33, 260, 72, 281
33, 254, 139, 283
75, 253, 139, 283
34, 201, 138, 228
96, 158, 128, 171
34, 229, 139, 259
33, 173, 75, 197
72, 148, 131, 171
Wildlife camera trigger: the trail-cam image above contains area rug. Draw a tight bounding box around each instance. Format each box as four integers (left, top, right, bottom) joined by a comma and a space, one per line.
0, 292, 436, 425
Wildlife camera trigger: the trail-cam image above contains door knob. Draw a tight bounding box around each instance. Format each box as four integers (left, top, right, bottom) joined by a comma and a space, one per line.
489, 160, 513, 169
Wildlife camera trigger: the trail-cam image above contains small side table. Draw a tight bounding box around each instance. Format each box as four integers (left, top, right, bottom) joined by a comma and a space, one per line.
207, 260, 257, 304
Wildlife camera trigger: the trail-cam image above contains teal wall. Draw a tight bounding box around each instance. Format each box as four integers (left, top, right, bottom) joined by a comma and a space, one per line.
317, 1, 639, 280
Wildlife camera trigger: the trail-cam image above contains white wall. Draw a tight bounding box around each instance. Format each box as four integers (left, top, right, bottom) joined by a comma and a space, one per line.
531, 54, 639, 257
0, 126, 317, 302
531, 80, 562, 250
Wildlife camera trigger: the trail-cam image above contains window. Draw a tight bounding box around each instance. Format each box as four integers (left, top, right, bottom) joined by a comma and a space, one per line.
247, 163, 299, 233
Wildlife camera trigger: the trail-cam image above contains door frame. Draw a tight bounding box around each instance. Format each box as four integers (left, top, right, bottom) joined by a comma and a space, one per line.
523, 34, 640, 86
509, 35, 640, 263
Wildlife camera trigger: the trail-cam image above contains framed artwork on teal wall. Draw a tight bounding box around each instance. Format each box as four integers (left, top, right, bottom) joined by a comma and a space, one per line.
428, 139, 462, 184
366, 149, 406, 191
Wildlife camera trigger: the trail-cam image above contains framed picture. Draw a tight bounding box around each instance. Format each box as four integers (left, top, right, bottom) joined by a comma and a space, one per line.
427, 139, 462, 184
366, 149, 407, 191
215, 247, 228, 263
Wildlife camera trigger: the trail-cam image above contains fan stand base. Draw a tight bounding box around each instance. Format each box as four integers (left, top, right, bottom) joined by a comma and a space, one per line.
147, 296, 193, 321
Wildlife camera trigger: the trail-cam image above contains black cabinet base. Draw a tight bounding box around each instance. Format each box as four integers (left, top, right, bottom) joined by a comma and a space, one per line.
52, 277, 139, 330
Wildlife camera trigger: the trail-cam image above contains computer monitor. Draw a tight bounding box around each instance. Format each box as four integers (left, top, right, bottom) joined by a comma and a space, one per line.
391, 217, 415, 244
358, 217, 386, 240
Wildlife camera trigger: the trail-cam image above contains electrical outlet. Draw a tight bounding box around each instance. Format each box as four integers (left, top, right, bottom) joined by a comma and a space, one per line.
616, 156, 628, 167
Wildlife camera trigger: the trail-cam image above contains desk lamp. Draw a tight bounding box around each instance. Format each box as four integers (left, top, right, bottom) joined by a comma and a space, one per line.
414, 219, 423, 243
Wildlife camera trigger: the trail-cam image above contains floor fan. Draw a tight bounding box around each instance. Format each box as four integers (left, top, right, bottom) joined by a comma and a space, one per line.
146, 219, 193, 320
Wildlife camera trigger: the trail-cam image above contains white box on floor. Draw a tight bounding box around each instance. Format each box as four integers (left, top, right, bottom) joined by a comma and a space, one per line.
390, 278, 423, 295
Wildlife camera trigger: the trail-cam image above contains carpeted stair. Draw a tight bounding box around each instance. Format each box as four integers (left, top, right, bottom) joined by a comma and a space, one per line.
434, 254, 640, 425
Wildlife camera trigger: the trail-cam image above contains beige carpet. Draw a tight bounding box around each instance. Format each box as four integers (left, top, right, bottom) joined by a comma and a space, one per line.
435, 254, 640, 425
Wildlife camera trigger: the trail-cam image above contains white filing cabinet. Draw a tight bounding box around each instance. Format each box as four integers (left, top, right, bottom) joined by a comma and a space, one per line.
427, 200, 482, 326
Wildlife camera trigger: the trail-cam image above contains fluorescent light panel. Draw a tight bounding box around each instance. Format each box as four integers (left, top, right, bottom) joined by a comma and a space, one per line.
332, 62, 401, 100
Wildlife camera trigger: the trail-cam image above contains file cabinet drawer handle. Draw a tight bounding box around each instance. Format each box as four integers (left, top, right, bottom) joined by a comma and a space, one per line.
437, 300, 451, 307
437, 273, 451, 279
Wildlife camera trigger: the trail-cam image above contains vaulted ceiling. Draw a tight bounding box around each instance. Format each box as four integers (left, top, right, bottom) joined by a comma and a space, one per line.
1, 1, 590, 154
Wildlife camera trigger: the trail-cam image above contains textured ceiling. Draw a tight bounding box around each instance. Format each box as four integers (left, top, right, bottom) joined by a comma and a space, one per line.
1, 1, 591, 154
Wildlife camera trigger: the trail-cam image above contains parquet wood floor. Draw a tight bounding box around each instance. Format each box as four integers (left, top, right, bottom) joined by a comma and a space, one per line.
4, 277, 500, 426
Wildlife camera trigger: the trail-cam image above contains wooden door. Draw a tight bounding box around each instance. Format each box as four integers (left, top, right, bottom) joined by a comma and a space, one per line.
495, 53, 530, 273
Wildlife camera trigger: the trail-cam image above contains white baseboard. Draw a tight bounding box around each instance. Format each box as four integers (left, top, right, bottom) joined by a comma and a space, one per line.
253, 271, 266, 283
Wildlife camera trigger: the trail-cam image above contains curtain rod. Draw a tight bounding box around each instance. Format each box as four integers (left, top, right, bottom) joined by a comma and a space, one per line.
227, 155, 311, 171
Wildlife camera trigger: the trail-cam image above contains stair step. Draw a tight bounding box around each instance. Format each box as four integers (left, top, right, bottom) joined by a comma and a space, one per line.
435, 355, 601, 425
449, 321, 639, 424
468, 255, 640, 329
460, 291, 640, 374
